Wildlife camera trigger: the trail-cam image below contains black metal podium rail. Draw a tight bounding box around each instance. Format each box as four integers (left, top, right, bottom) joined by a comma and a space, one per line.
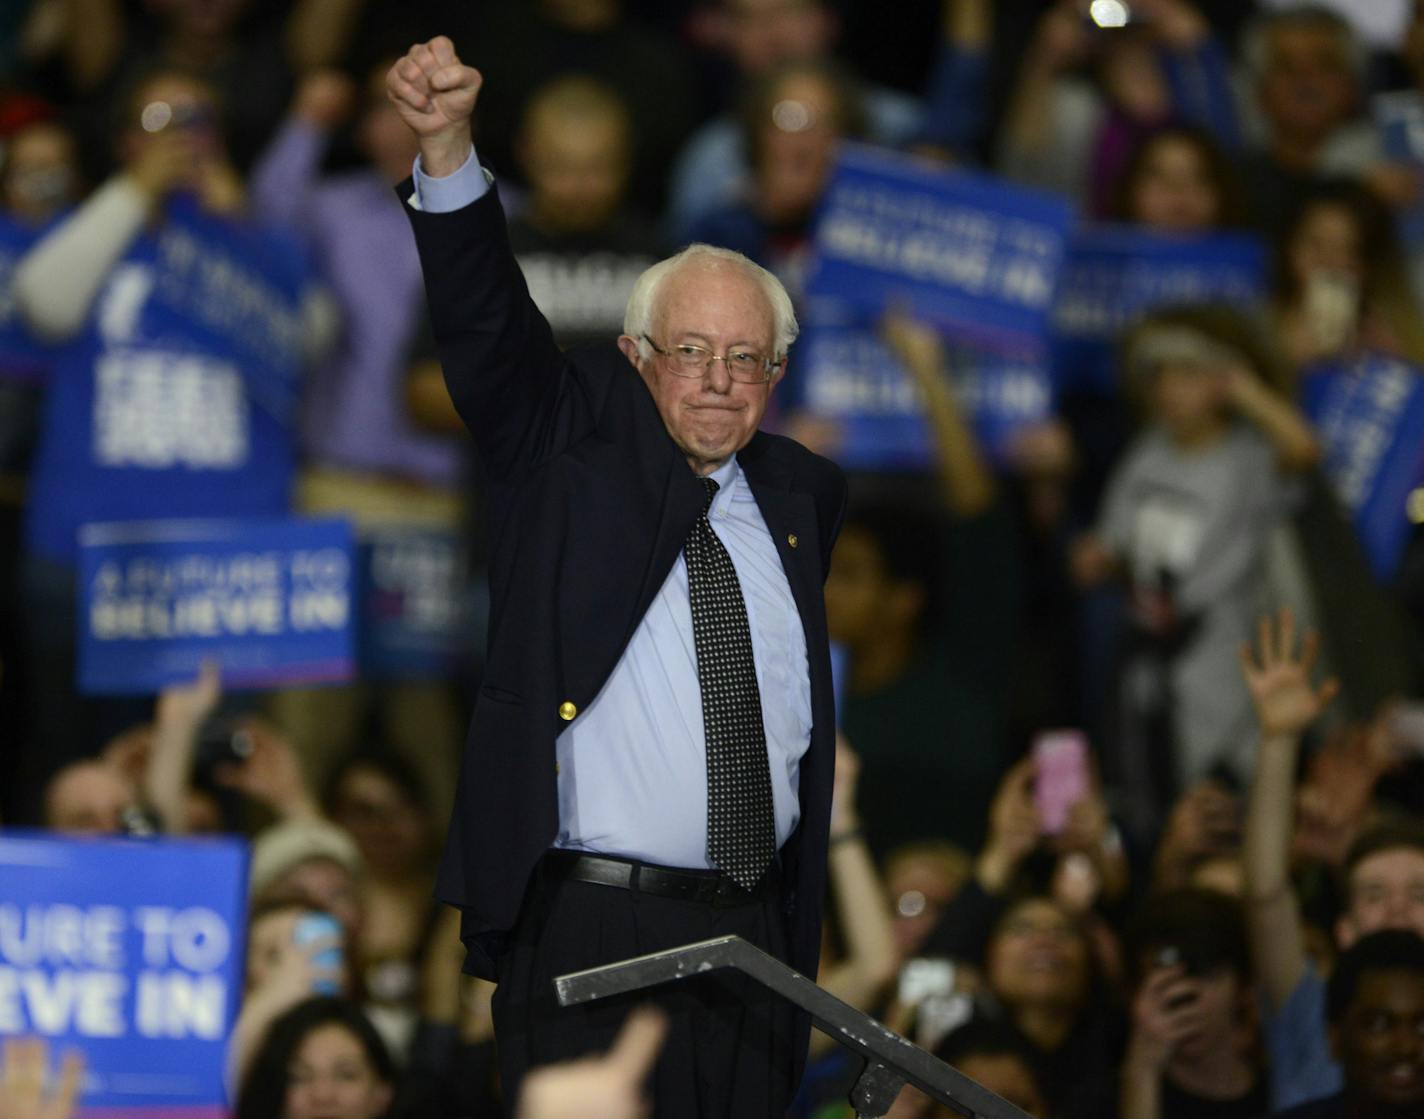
554, 934, 1031, 1119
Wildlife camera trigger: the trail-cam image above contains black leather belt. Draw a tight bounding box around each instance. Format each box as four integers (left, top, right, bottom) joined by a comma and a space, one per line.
545, 850, 779, 907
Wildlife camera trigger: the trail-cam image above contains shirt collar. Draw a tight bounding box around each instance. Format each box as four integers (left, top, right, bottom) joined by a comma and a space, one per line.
705, 455, 741, 512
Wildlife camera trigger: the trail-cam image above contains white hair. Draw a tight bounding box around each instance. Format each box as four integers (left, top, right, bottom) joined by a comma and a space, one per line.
623, 243, 799, 361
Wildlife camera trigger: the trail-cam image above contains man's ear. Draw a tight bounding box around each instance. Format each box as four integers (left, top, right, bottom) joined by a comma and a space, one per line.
617, 334, 641, 368
770, 356, 788, 390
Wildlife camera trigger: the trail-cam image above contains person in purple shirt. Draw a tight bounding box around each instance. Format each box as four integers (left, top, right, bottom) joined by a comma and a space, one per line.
248, 63, 470, 818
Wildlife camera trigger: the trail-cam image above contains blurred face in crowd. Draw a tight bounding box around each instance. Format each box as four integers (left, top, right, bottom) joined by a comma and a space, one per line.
120, 73, 225, 175
539, 0, 621, 32
933, 1053, 1047, 1119
44, 761, 136, 834
1128, 135, 1219, 234
1339, 849, 1424, 947
284, 1023, 393, 1119
723, 0, 834, 76
2, 122, 80, 224
358, 67, 420, 186
1407, 5, 1424, 89
1289, 200, 1363, 289
1149, 359, 1229, 443
619, 258, 783, 474
825, 528, 922, 650
1099, 36, 1171, 123
987, 899, 1090, 1013
520, 101, 630, 234
267, 859, 362, 939
1190, 854, 1245, 897
754, 72, 842, 225
886, 852, 965, 962
329, 765, 429, 882
1256, 22, 1359, 148
150, 0, 249, 40
1332, 970, 1424, 1111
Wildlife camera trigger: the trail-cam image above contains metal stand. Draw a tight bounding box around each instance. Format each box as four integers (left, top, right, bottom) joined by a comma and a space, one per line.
554, 934, 1030, 1119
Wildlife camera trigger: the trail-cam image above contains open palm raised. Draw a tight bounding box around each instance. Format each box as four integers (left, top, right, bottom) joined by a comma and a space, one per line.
1239, 609, 1339, 739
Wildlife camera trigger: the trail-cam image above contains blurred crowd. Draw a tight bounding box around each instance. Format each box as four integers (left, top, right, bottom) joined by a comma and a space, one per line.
4, 0, 1424, 1117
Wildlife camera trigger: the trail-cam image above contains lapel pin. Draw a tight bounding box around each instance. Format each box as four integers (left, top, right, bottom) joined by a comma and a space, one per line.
787, 533, 799, 548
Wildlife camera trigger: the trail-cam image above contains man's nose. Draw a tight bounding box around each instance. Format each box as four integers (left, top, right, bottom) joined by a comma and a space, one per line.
701, 357, 733, 393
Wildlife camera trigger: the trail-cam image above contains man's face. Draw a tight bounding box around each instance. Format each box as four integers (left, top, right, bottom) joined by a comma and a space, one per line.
1341, 850, 1424, 946
44, 762, 136, 834
2, 123, 79, 223
1333, 971, 1424, 1109
1257, 24, 1359, 145
754, 73, 841, 224
122, 74, 224, 173
522, 111, 628, 233
723, 0, 833, 76
619, 261, 782, 475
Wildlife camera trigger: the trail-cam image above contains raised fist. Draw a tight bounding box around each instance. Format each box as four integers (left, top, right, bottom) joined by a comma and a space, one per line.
386, 36, 482, 175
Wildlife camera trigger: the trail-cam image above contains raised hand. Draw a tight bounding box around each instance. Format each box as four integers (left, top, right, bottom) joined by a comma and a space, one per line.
1153, 779, 1240, 889
517, 1007, 668, 1119
0, 1039, 84, 1119
294, 69, 356, 129
977, 757, 1042, 892
155, 660, 222, 733
1239, 610, 1339, 740
1127, 965, 1208, 1071
880, 310, 946, 384
212, 718, 319, 821
385, 36, 482, 174
128, 128, 201, 201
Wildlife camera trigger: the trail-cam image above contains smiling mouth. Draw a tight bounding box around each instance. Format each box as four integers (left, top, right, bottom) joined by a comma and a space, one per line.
1386, 1060, 1420, 1085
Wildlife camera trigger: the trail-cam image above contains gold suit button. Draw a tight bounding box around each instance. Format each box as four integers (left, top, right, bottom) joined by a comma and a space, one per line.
558, 701, 577, 721
787, 533, 799, 548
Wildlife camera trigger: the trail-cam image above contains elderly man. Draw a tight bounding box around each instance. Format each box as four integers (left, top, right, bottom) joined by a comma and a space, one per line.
387, 37, 846, 1114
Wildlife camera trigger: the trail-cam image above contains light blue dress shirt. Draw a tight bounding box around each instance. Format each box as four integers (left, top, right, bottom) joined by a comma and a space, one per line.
411, 154, 811, 869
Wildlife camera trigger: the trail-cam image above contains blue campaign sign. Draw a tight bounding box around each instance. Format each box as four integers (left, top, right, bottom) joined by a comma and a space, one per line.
798, 317, 1053, 470
1051, 226, 1267, 393
0, 832, 248, 1118
805, 145, 1074, 356
1301, 352, 1424, 581
78, 517, 356, 695
358, 525, 474, 680
1374, 91, 1424, 251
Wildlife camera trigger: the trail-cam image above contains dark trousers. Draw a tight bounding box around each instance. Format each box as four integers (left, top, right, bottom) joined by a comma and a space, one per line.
492, 855, 799, 1118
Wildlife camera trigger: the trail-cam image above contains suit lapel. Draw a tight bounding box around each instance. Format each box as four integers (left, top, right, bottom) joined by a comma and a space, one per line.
741, 437, 829, 669
627, 446, 703, 645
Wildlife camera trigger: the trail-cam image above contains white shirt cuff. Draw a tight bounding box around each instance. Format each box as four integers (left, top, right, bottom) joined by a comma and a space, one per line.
409, 148, 492, 212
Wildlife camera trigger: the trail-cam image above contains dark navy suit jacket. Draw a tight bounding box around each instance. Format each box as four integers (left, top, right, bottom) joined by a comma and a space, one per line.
401, 183, 846, 1067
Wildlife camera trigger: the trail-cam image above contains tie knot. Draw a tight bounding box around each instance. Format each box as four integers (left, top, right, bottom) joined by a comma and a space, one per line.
699, 476, 719, 513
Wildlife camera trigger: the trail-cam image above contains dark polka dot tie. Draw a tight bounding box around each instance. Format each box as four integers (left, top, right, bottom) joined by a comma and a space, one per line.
685, 476, 776, 889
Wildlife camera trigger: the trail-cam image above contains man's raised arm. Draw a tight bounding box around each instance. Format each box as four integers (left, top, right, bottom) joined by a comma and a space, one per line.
387, 38, 573, 481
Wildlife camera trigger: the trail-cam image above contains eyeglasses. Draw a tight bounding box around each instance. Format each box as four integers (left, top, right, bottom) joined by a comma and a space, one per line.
642, 335, 781, 383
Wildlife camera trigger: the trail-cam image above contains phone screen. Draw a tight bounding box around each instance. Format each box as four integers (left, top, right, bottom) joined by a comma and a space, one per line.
1033, 730, 1090, 834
